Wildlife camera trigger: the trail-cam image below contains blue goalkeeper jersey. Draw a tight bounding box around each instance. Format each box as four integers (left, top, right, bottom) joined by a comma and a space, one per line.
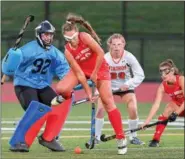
14, 40, 70, 89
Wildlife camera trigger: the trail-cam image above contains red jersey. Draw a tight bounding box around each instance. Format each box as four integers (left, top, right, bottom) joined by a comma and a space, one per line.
65, 32, 110, 80
162, 75, 184, 106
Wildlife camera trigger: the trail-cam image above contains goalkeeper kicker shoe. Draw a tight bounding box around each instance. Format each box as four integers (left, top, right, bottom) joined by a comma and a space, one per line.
38, 135, 65, 152
117, 138, 127, 155
148, 140, 159, 147
9, 143, 29, 152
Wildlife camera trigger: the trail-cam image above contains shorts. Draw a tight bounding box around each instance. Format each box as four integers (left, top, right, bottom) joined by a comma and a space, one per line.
14, 85, 57, 111
83, 70, 111, 80
113, 89, 134, 96
179, 110, 185, 117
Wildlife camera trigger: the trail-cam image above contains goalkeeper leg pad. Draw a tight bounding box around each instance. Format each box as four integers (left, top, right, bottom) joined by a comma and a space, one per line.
9, 101, 51, 147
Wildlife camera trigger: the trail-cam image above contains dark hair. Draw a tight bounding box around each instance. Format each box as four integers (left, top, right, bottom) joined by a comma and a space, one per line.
62, 13, 101, 44
159, 59, 180, 75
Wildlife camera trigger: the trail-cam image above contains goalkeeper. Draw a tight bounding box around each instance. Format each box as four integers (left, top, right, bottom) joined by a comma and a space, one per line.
2, 20, 72, 152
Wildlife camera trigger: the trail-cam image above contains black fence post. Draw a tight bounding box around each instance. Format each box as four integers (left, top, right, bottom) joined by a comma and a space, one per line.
44, 1, 50, 21
140, 38, 145, 70
121, 1, 128, 42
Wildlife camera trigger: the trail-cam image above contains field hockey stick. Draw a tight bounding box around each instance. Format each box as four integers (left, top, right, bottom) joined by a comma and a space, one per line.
74, 80, 93, 90
73, 88, 122, 107
72, 98, 89, 106
72, 80, 93, 106
1, 15, 34, 85
85, 82, 96, 149
100, 120, 168, 142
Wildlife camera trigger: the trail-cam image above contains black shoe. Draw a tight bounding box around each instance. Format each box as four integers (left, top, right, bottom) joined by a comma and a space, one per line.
9, 143, 29, 152
148, 140, 159, 147
38, 135, 65, 152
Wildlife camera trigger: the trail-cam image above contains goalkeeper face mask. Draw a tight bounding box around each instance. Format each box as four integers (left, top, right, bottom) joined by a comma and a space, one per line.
35, 20, 55, 49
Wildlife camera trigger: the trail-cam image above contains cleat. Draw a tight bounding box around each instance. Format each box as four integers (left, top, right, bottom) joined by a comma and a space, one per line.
87, 138, 101, 146
130, 137, 145, 145
9, 143, 29, 152
148, 140, 159, 147
117, 138, 127, 155
38, 135, 65, 152
94, 138, 101, 145
51, 95, 64, 106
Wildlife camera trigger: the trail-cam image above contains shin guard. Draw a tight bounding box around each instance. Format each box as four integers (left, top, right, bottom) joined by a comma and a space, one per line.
108, 108, 125, 139
153, 115, 168, 141
9, 101, 51, 147
42, 95, 74, 141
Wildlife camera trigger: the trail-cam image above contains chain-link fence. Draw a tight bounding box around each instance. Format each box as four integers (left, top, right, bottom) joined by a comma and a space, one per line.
1, 1, 184, 81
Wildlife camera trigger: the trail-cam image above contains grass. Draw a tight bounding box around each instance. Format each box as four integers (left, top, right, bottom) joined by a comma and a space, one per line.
1, 102, 184, 159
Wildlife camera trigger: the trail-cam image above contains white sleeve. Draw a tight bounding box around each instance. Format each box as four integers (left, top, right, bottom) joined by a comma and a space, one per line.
124, 53, 145, 89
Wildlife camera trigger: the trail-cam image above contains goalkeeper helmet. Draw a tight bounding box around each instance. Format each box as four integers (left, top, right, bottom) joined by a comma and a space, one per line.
35, 20, 55, 49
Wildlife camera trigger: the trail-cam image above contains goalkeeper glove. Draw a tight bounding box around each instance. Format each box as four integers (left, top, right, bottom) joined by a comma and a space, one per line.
168, 112, 178, 122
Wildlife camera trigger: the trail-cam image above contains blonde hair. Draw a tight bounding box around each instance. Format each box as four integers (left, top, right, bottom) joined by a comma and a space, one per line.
159, 59, 180, 75
107, 33, 126, 49
62, 13, 101, 44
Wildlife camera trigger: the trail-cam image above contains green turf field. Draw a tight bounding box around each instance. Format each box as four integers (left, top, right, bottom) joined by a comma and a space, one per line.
1, 102, 184, 159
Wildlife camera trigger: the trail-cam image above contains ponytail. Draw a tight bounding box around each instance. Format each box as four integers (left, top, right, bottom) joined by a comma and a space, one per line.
63, 13, 101, 45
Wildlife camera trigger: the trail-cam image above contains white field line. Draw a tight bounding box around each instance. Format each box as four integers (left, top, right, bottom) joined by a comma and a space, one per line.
92, 147, 185, 150
1, 120, 184, 127
1, 133, 184, 140
1, 127, 184, 134
2, 117, 185, 122
2, 118, 184, 121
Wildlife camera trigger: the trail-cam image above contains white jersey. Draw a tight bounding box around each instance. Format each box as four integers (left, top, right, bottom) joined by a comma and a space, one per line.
104, 50, 145, 91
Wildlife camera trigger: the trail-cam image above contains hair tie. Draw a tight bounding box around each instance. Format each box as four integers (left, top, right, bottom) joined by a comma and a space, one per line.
66, 21, 72, 24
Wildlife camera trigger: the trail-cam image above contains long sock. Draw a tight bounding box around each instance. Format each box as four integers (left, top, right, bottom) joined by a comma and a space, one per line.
153, 115, 168, 141
128, 118, 138, 140
42, 97, 73, 141
56, 98, 74, 140
55, 92, 74, 140
25, 115, 48, 147
95, 118, 104, 141
108, 108, 125, 139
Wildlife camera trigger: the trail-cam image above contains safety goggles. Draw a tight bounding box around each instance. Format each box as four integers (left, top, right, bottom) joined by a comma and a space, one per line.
63, 32, 78, 42
159, 68, 171, 76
